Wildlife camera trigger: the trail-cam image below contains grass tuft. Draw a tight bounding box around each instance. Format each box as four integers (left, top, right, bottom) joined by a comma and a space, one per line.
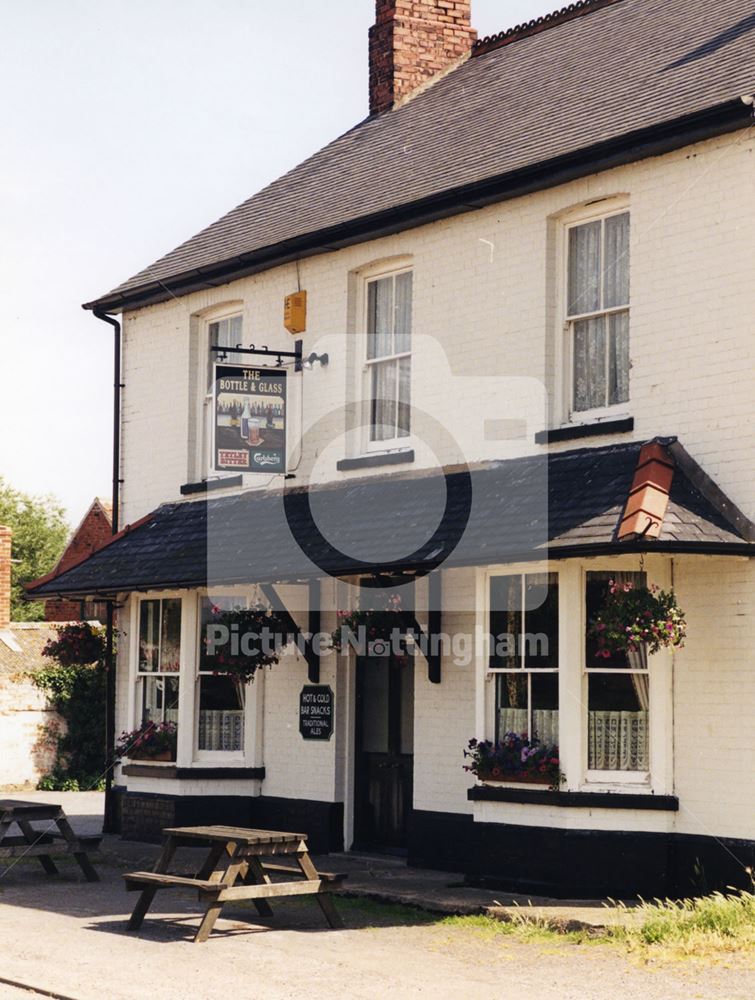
613, 887, 755, 957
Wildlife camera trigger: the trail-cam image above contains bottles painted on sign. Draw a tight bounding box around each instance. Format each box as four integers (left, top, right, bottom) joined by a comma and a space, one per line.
240, 399, 251, 440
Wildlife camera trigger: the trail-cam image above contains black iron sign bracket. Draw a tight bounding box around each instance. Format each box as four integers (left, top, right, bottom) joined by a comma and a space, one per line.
211, 340, 303, 372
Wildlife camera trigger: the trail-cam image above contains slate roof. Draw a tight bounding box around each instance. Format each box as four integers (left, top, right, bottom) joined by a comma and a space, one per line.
86, 0, 755, 312
26, 441, 752, 598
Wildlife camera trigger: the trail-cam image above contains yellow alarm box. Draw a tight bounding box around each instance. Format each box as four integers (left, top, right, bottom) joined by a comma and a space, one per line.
284, 290, 307, 334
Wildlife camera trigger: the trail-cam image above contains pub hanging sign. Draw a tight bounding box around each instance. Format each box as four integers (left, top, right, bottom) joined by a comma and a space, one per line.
213, 363, 286, 474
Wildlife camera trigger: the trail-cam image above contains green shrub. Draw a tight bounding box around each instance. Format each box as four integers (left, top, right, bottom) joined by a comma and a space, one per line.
31, 638, 108, 791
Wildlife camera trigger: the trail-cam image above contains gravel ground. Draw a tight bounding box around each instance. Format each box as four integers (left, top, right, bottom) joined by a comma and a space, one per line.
0, 793, 752, 1000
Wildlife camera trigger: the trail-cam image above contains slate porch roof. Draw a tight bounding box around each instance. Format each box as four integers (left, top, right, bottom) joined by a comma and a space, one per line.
85, 0, 755, 313
26, 440, 753, 599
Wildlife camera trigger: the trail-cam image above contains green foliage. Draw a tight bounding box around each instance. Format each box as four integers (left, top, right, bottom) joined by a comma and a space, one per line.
43, 622, 107, 666
614, 887, 755, 954
0, 476, 68, 621
31, 645, 108, 791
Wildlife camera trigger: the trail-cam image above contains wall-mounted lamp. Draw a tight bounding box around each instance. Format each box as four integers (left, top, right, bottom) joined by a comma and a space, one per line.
303, 352, 329, 370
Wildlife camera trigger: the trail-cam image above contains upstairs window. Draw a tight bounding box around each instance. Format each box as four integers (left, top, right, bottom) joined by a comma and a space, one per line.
203, 313, 243, 476
566, 211, 630, 416
365, 270, 412, 446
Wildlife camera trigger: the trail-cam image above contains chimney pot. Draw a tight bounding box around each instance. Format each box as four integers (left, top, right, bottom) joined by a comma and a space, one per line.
0, 525, 12, 630
369, 0, 476, 115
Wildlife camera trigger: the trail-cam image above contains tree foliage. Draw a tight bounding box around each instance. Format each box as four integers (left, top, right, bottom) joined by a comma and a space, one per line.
0, 477, 68, 621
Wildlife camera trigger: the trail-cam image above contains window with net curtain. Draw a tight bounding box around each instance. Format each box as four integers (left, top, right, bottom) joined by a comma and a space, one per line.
197, 596, 246, 754
489, 573, 559, 746
585, 571, 649, 772
366, 271, 412, 444
567, 211, 630, 414
137, 598, 181, 729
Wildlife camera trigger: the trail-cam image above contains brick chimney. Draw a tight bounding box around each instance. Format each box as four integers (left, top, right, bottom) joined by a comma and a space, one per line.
0, 525, 12, 629
369, 0, 477, 115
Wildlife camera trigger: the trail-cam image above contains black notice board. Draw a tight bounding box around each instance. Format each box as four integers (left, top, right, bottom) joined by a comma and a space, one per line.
299, 685, 334, 741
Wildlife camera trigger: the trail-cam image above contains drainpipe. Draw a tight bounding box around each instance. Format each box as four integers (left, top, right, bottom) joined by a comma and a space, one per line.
93, 308, 122, 835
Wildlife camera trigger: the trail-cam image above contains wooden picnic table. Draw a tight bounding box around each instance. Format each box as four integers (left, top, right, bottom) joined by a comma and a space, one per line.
0, 799, 101, 882
124, 825, 345, 943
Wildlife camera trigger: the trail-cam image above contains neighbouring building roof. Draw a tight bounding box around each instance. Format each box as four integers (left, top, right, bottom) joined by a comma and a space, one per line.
25, 440, 754, 599
50, 497, 112, 577
85, 0, 755, 313
0, 622, 59, 676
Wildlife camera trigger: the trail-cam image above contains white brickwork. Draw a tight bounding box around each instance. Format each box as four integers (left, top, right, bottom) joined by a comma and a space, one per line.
113, 130, 755, 846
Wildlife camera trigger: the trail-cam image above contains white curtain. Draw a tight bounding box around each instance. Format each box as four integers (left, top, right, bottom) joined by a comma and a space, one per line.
198, 711, 244, 752
498, 708, 559, 746
588, 711, 648, 771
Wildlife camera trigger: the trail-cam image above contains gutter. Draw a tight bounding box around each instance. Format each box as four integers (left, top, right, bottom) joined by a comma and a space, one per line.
91, 308, 122, 836
83, 99, 752, 315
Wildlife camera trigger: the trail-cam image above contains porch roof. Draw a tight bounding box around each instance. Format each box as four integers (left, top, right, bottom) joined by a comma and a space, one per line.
26, 439, 753, 599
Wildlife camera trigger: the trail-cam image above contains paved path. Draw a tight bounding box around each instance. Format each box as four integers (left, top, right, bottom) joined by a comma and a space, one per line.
0, 793, 751, 999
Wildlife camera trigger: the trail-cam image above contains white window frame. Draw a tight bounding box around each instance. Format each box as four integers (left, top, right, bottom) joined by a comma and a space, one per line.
128, 593, 188, 764
200, 307, 244, 480
194, 592, 254, 763
485, 570, 560, 746
126, 590, 263, 770
582, 569, 650, 785
360, 264, 413, 455
558, 201, 631, 426
475, 556, 674, 796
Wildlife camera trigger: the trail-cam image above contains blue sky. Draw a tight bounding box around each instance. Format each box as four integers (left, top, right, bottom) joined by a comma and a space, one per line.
0, 0, 560, 525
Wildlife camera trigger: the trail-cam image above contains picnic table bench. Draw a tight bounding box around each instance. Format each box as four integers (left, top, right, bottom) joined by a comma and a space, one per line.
0, 799, 101, 882
124, 825, 346, 943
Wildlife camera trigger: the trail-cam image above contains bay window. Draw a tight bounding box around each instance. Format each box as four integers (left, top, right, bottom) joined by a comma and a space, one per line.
365, 270, 412, 446
489, 573, 559, 744
137, 598, 181, 727
585, 571, 649, 773
566, 210, 630, 416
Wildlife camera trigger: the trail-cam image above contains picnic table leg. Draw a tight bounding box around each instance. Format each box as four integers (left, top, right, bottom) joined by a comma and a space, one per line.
240, 856, 275, 919
296, 850, 344, 930
54, 813, 99, 882
194, 845, 247, 944
17, 819, 60, 876
128, 834, 177, 931
195, 841, 227, 881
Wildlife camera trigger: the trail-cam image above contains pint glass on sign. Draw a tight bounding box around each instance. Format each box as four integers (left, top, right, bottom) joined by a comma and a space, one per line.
248, 418, 262, 445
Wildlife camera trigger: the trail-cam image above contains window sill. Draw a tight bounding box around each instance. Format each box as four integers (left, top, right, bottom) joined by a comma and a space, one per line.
534, 417, 634, 445
467, 784, 678, 811
336, 449, 415, 472
180, 475, 243, 496
122, 763, 265, 780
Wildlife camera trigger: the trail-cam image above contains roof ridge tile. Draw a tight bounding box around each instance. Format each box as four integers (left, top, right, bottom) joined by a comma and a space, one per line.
473, 0, 626, 57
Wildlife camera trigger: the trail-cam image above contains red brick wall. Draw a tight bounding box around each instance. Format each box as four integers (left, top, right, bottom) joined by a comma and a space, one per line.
44, 502, 112, 623
369, 0, 476, 115
0, 525, 11, 630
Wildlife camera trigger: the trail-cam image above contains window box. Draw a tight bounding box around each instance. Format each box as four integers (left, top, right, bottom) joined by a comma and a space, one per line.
127, 750, 175, 763
480, 773, 551, 786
